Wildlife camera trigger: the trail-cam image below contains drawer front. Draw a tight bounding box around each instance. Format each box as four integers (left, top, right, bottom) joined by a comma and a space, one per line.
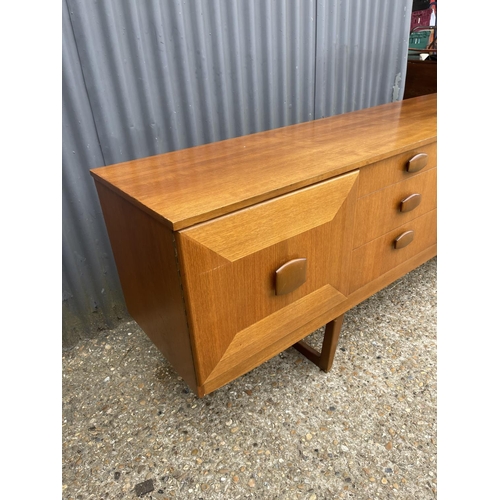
358, 142, 437, 197
177, 171, 359, 387
349, 209, 437, 293
353, 167, 436, 248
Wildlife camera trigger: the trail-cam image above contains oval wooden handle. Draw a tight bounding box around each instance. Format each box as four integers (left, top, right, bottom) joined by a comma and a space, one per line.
406, 153, 428, 173
394, 230, 414, 249
400, 193, 422, 213
275, 258, 307, 296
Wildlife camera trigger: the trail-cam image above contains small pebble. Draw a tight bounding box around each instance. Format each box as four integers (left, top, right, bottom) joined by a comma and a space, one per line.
134, 479, 154, 496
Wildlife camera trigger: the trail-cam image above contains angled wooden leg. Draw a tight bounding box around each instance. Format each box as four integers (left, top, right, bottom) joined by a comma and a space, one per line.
293, 314, 345, 372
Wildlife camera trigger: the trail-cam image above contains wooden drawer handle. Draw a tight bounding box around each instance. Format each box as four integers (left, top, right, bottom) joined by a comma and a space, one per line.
275, 258, 307, 296
400, 193, 422, 213
407, 153, 428, 173
394, 230, 414, 249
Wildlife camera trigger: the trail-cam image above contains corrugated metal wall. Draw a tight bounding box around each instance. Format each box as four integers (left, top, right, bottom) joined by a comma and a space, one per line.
315, 0, 411, 116
62, 0, 412, 348
63, 0, 128, 346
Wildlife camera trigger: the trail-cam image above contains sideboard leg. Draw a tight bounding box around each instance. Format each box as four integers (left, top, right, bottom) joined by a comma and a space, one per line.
293, 314, 345, 372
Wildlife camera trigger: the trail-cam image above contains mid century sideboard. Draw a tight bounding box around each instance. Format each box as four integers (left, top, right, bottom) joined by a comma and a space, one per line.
90, 94, 437, 397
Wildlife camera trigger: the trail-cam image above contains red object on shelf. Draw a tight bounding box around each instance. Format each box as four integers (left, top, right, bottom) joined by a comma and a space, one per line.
411, 8, 433, 32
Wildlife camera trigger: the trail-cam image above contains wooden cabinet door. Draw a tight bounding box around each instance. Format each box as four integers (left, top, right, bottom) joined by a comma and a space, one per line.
177, 171, 359, 393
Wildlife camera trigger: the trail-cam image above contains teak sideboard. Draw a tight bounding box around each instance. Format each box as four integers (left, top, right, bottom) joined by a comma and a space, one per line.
90, 94, 437, 397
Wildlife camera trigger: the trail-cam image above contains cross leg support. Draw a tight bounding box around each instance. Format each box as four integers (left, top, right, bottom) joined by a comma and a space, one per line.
292, 314, 345, 372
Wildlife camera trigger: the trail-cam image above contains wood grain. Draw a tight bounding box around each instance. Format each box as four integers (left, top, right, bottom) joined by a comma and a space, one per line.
90, 94, 437, 230
353, 167, 436, 248
357, 142, 437, 197
293, 314, 345, 372
199, 242, 437, 395
203, 285, 346, 388
197, 245, 437, 397
94, 182, 198, 390
89, 94, 437, 396
346, 245, 437, 309
200, 295, 346, 396
349, 209, 437, 293
181, 172, 358, 261
177, 173, 359, 384
275, 258, 308, 296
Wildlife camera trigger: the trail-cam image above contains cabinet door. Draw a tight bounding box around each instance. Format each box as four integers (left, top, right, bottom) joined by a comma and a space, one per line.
177, 171, 359, 393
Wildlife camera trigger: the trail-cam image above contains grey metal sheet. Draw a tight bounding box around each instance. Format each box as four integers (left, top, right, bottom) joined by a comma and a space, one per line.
66, 0, 317, 165
63, 0, 127, 346
315, 0, 412, 118
62, 0, 412, 347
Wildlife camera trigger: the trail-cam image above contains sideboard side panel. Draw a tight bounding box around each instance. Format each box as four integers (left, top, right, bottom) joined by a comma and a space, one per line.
94, 182, 198, 390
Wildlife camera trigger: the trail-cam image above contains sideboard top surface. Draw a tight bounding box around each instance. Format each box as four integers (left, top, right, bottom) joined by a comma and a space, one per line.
90, 94, 437, 231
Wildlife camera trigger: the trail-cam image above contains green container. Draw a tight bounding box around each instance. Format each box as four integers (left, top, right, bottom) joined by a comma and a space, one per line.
409, 30, 431, 50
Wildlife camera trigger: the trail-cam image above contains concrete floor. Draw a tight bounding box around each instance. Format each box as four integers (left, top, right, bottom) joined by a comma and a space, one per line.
62, 257, 437, 500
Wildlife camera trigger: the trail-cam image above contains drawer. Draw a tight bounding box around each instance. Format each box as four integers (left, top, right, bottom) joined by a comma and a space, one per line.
177, 171, 359, 387
349, 209, 437, 293
353, 167, 436, 248
358, 142, 437, 197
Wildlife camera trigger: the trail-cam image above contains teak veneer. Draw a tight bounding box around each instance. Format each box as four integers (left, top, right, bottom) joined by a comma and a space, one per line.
91, 94, 437, 397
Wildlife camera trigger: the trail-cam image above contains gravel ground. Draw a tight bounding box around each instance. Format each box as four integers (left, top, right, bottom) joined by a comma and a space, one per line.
62, 257, 437, 500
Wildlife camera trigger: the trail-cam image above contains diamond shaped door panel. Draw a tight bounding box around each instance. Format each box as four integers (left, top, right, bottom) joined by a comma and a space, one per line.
177, 171, 359, 391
